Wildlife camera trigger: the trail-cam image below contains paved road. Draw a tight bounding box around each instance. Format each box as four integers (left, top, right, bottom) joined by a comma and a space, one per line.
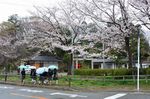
0, 84, 150, 99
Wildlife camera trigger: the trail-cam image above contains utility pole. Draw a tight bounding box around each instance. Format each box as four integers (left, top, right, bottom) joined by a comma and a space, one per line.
137, 25, 141, 91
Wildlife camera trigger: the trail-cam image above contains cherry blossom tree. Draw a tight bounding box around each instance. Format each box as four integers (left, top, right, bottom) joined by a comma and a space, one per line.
21, 5, 96, 74
0, 15, 39, 69
23, 0, 147, 69
129, 0, 150, 30
0, 15, 23, 59
67, 0, 138, 68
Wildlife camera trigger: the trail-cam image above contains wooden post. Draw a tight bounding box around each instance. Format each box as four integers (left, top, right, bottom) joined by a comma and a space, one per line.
145, 75, 148, 83
4, 72, 7, 82
68, 77, 71, 87
103, 74, 106, 82
123, 76, 125, 82
76, 60, 78, 69
91, 59, 93, 69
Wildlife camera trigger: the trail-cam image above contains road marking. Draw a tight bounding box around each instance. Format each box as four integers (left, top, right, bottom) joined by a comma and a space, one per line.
11, 93, 47, 99
50, 92, 87, 98
0, 86, 14, 89
19, 89, 43, 93
104, 93, 127, 99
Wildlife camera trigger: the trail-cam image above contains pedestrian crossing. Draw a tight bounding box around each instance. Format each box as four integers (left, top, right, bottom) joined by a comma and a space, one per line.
104, 93, 127, 99
50, 92, 87, 98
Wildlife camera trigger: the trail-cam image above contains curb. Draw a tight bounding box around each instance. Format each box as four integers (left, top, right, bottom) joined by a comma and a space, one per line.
0, 81, 78, 92
1, 81, 150, 93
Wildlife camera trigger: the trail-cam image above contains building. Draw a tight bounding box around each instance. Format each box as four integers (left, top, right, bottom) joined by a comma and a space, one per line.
73, 55, 132, 69
25, 55, 61, 68
74, 57, 116, 69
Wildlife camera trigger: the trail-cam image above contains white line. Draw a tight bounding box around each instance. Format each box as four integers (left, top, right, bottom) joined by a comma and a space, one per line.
0, 86, 14, 89
19, 89, 43, 93
50, 92, 87, 98
104, 93, 127, 99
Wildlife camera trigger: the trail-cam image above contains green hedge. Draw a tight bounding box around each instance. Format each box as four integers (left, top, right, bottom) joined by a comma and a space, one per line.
146, 68, 150, 75
74, 68, 150, 76
113, 69, 131, 76
74, 69, 113, 76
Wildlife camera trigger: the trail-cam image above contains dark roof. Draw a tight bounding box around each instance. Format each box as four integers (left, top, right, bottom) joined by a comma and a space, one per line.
30, 55, 61, 62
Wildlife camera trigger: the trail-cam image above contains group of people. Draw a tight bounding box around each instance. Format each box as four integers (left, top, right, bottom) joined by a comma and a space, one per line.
20, 68, 58, 85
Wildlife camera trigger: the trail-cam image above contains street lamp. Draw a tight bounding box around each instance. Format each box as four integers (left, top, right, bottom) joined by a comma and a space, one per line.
137, 24, 141, 91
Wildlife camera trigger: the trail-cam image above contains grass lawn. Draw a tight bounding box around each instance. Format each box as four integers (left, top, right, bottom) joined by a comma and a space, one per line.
58, 75, 150, 91
1, 74, 150, 91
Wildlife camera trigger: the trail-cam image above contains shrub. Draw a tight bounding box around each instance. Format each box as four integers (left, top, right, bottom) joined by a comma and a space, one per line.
130, 68, 147, 75
74, 68, 150, 76
74, 68, 131, 76
146, 68, 150, 75
140, 68, 147, 75
113, 69, 131, 76
75, 69, 97, 76
74, 69, 113, 76
105, 69, 114, 76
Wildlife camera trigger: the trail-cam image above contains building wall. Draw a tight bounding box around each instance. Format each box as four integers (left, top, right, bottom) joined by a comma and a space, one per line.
34, 63, 41, 68
30, 61, 58, 68
43, 62, 58, 67
102, 63, 114, 69
93, 62, 114, 69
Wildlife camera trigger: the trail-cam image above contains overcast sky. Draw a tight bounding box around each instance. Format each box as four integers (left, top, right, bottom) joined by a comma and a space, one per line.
0, 0, 63, 22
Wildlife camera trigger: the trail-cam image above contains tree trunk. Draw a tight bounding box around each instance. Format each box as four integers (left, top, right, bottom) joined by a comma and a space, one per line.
68, 53, 73, 75
125, 37, 132, 68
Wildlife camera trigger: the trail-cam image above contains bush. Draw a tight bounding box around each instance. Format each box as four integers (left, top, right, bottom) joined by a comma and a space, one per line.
140, 68, 147, 75
74, 68, 150, 76
74, 68, 132, 76
130, 68, 147, 75
113, 69, 131, 76
74, 69, 113, 76
146, 68, 150, 75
